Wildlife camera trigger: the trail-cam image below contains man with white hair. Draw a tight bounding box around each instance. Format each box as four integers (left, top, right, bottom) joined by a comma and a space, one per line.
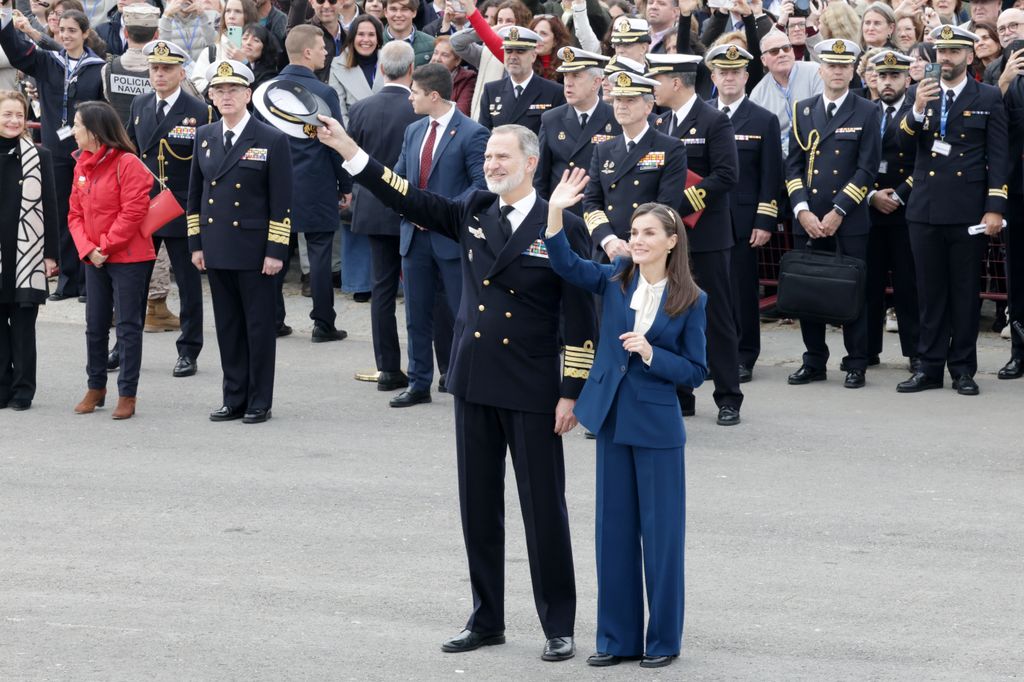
316, 118, 596, 663
749, 28, 823, 154
988, 8, 1024, 90
535, 47, 621, 211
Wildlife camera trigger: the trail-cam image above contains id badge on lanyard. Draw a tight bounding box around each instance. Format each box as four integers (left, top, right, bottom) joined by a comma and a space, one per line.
933, 90, 952, 157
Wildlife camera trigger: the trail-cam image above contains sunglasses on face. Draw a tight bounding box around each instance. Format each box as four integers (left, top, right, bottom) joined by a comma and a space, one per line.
313, 0, 338, 5
766, 44, 794, 56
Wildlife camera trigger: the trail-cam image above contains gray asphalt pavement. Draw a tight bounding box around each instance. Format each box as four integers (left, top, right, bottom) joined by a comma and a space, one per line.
2, 281, 1022, 681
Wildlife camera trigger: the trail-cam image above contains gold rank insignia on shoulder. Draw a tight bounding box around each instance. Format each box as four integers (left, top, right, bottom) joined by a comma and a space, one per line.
558, 131, 566, 140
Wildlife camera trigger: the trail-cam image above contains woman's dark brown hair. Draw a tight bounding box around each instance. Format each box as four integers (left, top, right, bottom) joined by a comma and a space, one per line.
496, 0, 533, 27
613, 203, 701, 316
218, 0, 259, 36
530, 14, 571, 79
76, 101, 135, 154
343, 14, 385, 68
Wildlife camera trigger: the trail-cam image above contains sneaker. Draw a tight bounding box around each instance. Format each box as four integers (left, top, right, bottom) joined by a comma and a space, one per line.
885, 307, 899, 333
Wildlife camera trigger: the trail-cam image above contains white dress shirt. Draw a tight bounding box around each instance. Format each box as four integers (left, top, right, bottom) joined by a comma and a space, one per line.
671, 93, 699, 130
719, 94, 744, 118
630, 272, 666, 365
155, 87, 182, 113
223, 111, 251, 147
498, 190, 537, 233
418, 101, 456, 161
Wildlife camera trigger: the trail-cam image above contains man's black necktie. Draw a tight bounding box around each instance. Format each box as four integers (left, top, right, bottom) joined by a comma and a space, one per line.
945, 88, 955, 113
579, 112, 588, 129
156, 100, 167, 123
224, 129, 234, 152
498, 204, 514, 242
722, 105, 731, 117
882, 104, 895, 135
626, 140, 635, 153
826, 101, 837, 121
514, 84, 524, 99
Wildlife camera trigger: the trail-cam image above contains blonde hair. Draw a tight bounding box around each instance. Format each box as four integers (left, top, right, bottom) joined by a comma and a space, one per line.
0, 90, 31, 139
818, 2, 861, 42
712, 30, 747, 49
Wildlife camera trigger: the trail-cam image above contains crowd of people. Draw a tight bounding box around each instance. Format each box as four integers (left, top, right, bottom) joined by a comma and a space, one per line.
1, 0, 1023, 669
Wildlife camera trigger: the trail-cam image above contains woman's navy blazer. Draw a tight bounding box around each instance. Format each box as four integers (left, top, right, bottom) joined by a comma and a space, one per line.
544, 229, 708, 449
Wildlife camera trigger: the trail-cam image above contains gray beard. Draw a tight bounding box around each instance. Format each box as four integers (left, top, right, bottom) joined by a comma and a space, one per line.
486, 167, 524, 195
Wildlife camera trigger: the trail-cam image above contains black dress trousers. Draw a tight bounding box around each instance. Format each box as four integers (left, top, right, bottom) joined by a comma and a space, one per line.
152, 235, 204, 361
84, 261, 151, 396
908, 222, 987, 379
0, 304, 40, 403
796, 234, 870, 371
454, 397, 576, 639
207, 268, 278, 412
866, 222, 919, 359
53, 159, 84, 298
730, 238, 762, 369
368, 234, 403, 372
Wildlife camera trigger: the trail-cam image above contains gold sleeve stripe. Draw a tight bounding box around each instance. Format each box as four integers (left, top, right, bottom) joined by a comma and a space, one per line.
381, 166, 409, 196
187, 214, 200, 226
187, 226, 200, 237
905, 177, 914, 187
899, 117, 915, 136
268, 233, 290, 245
583, 211, 609, 233
843, 187, 864, 203
756, 202, 778, 217
564, 368, 590, 379
786, 178, 804, 196
989, 189, 1008, 197
684, 186, 706, 212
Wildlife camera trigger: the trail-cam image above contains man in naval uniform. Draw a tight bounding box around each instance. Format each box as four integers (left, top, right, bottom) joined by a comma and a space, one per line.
478, 25, 565, 134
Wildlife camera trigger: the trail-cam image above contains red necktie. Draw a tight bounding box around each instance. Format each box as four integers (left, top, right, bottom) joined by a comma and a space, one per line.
418, 120, 440, 189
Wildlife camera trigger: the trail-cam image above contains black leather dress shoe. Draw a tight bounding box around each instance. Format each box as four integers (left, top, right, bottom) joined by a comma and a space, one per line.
998, 357, 1024, 380
390, 389, 431, 407
242, 408, 272, 423
542, 636, 574, 661
353, 291, 371, 303
275, 324, 293, 338
438, 373, 448, 393
844, 369, 865, 389
952, 375, 980, 396
107, 349, 120, 371
586, 653, 641, 667
737, 364, 752, 383
640, 654, 677, 668
209, 406, 245, 422
77, 294, 87, 303
717, 405, 740, 426
172, 356, 197, 378
312, 323, 347, 343
896, 372, 943, 393
440, 629, 505, 653
9, 398, 31, 411
47, 291, 76, 301
840, 355, 879, 372
377, 370, 409, 392
788, 365, 826, 385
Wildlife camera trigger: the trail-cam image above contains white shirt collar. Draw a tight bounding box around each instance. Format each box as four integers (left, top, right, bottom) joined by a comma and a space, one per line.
882, 94, 905, 113
942, 75, 969, 100
624, 124, 649, 147
719, 94, 744, 116
223, 111, 251, 142
431, 101, 457, 128
498, 190, 537, 233
382, 82, 412, 92
510, 70, 533, 91
822, 89, 849, 113
673, 92, 699, 127
573, 100, 599, 124
156, 87, 182, 111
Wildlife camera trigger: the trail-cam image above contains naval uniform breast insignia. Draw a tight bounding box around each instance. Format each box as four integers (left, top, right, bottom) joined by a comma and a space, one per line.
241, 147, 268, 161
558, 131, 566, 140
468, 226, 485, 240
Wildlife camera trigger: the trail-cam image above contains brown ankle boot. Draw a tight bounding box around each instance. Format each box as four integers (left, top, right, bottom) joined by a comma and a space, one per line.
144, 298, 180, 333
111, 396, 136, 420
74, 388, 107, 414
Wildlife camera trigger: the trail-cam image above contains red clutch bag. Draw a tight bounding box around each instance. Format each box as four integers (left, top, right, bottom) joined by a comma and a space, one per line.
683, 169, 704, 230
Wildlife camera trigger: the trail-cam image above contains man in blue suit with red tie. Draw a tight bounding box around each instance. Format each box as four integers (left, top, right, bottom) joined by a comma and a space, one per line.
389, 63, 489, 407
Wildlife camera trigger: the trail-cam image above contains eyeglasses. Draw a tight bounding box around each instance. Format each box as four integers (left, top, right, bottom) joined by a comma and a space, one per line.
997, 22, 1021, 34
765, 44, 794, 56
312, 0, 338, 5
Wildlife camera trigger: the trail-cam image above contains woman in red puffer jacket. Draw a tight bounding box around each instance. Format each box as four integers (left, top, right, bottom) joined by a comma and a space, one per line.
67, 101, 156, 420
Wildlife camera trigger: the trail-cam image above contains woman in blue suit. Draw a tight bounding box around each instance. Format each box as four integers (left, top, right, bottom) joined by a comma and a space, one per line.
544, 169, 708, 669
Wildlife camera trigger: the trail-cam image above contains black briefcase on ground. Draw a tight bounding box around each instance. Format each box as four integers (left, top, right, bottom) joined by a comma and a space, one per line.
776, 240, 866, 325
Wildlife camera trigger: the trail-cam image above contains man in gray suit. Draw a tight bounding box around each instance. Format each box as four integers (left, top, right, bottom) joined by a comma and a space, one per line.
347, 41, 424, 391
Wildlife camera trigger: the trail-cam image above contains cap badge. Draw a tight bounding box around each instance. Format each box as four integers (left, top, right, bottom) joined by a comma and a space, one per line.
616, 18, 631, 33
941, 25, 954, 40
833, 40, 846, 54
726, 45, 739, 60
217, 62, 234, 78
616, 72, 632, 87
884, 51, 897, 66
508, 27, 519, 41
562, 47, 574, 62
